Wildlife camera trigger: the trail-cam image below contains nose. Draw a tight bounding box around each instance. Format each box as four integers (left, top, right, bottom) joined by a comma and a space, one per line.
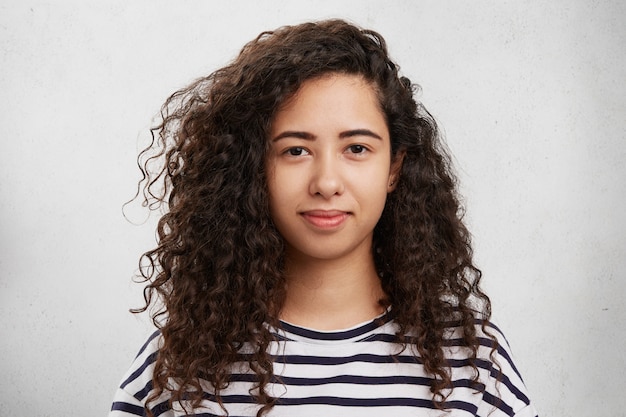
308, 152, 344, 198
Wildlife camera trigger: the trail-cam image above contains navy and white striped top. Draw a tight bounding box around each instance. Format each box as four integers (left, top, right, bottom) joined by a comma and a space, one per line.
110, 313, 537, 417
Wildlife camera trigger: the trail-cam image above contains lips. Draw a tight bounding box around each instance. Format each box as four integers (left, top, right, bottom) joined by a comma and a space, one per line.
300, 210, 350, 229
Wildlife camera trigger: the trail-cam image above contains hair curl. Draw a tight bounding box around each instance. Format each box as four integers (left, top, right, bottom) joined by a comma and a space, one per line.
133, 19, 494, 417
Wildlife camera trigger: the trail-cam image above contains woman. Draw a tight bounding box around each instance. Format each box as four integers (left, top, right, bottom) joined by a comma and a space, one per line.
110, 19, 537, 417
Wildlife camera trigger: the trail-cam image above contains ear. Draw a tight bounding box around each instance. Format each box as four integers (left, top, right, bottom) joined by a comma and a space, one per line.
387, 149, 406, 192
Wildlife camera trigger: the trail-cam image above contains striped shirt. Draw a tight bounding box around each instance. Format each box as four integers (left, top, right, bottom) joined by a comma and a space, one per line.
110, 313, 537, 417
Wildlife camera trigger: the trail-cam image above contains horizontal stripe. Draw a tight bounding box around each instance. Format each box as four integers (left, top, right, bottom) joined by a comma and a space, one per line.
120, 352, 158, 390
111, 401, 145, 415
278, 312, 393, 342
109, 316, 536, 417
135, 330, 161, 358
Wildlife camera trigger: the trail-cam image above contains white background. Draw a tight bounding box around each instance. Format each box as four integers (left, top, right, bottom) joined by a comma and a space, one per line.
1, 1, 625, 416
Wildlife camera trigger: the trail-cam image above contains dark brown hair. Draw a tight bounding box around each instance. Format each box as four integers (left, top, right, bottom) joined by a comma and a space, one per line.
134, 19, 493, 416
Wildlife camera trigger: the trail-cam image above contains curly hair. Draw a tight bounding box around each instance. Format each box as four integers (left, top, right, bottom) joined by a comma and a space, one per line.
133, 19, 494, 417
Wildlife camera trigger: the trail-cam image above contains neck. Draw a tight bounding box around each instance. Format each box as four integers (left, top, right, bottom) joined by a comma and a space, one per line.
280, 249, 386, 331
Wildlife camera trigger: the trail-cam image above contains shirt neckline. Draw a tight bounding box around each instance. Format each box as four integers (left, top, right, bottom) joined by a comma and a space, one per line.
275, 309, 394, 345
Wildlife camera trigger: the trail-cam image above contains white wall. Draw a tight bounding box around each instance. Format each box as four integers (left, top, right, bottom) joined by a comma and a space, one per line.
1, 1, 624, 415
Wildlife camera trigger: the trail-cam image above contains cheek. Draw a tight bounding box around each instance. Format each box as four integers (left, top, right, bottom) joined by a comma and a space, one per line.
265, 159, 281, 202
360, 158, 392, 189
266, 165, 295, 221
267, 182, 281, 220
367, 162, 393, 208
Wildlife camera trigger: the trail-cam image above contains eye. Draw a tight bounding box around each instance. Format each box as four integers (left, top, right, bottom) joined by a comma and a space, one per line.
285, 147, 309, 156
347, 144, 367, 154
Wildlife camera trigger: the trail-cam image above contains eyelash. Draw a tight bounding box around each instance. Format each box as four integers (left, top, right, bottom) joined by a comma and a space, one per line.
285, 147, 309, 156
281, 144, 370, 157
347, 144, 367, 154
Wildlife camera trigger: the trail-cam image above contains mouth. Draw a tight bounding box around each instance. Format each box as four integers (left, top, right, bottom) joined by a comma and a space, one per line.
300, 210, 350, 229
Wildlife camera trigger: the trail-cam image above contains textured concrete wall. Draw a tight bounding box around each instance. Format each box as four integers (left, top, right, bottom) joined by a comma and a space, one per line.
1, 1, 624, 415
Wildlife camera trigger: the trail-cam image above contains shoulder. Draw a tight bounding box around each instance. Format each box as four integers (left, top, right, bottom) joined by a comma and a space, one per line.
444, 319, 519, 361
109, 330, 164, 416
443, 320, 523, 381
473, 321, 527, 384
121, 330, 162, 390
469, 321, 538, 417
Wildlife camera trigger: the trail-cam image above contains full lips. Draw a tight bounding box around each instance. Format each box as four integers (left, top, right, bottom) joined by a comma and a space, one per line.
300, 210, 350, 229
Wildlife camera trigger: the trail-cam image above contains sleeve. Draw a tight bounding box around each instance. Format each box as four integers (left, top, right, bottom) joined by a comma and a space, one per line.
109, 331, 163, 417
514, 403, 540, 417
477, 322, 539, 417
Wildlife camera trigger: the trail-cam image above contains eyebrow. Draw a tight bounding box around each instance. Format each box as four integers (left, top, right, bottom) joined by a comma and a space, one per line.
271, 129, 383, 142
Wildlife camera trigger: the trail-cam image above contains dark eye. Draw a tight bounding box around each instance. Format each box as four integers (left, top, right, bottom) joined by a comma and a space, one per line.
348, 144, 367, 154
287, 147, 308, 156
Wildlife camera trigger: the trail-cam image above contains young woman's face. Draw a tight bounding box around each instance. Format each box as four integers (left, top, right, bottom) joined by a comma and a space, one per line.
266, 73, 398, 263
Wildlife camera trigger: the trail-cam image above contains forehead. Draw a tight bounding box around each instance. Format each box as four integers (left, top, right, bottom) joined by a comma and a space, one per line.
270, 73, 385, 129
281, 72, 378, 105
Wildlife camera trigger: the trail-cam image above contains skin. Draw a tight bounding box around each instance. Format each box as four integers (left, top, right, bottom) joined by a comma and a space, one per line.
266, 73, 402, 330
